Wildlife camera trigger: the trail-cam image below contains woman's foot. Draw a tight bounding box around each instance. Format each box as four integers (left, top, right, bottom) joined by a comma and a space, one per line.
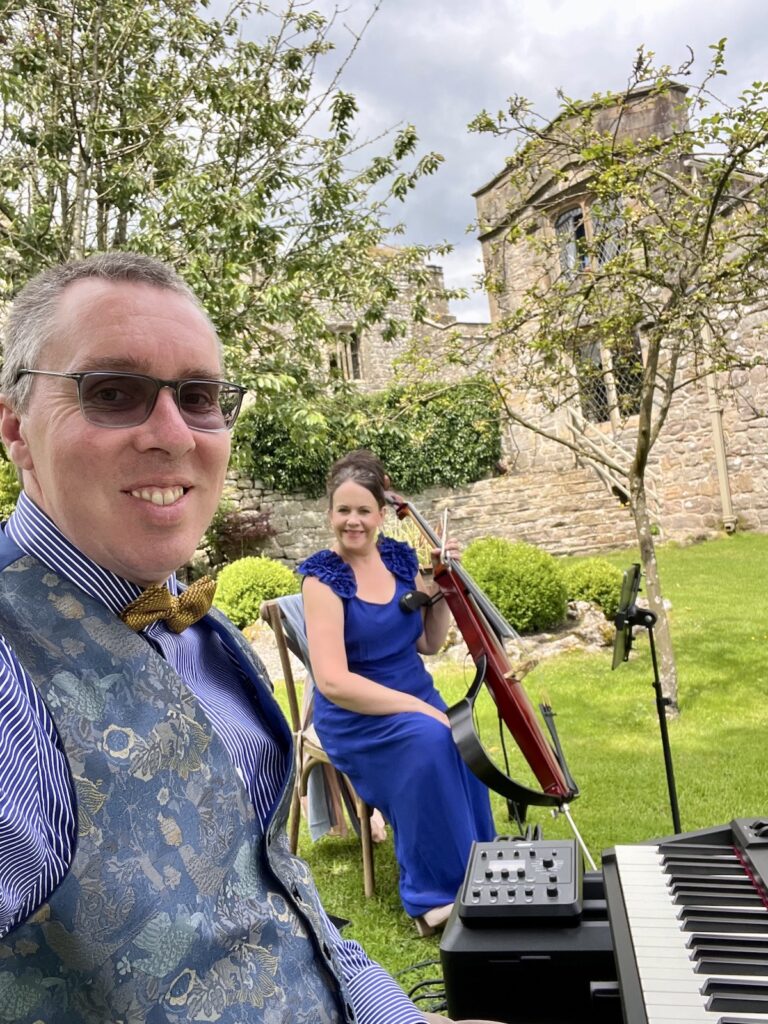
413, 902, 454, 937
370, 808, 387, 843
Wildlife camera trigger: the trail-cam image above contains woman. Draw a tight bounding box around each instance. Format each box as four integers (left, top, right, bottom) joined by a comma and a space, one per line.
299, 450, 495, 935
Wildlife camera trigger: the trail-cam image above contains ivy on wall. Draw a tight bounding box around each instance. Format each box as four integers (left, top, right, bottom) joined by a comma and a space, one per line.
232, 376, 502, 497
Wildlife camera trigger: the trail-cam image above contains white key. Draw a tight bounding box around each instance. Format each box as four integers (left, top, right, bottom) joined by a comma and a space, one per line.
613, 845, 768, 1024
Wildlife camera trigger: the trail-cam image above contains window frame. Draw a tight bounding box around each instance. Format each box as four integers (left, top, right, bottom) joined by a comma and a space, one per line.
553, 197, 624, 282
329, 329, 363, 382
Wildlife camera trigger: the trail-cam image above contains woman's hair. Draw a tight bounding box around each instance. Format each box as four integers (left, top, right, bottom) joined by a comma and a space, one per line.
327, 449, 390, 508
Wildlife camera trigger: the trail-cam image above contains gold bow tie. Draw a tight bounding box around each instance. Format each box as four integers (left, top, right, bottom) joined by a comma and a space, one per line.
119, 576, 217, 633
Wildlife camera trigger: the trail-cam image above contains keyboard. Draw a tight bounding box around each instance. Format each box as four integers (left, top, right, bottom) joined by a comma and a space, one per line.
603, 818, 768, 1024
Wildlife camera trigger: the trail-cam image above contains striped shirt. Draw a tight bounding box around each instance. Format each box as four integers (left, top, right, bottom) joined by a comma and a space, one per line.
0, 493, 425, 1023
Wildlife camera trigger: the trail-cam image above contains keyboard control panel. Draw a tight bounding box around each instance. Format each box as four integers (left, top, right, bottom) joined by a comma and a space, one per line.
457, 838, 583, 926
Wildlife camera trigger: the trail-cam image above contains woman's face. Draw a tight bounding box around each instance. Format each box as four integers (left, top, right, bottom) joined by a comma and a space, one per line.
329, 479, 386, 556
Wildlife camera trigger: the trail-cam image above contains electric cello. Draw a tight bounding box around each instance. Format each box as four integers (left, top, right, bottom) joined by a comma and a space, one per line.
386, 491, 579, 824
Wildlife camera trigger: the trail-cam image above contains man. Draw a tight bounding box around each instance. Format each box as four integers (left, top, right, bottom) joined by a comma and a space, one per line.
0, 252, 484, 1023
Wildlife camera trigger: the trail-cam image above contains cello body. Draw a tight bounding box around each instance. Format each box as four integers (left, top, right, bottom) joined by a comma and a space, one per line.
386, 491, 578, 811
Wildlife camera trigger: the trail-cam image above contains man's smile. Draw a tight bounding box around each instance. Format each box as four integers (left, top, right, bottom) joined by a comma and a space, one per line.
129, 486, 186, 506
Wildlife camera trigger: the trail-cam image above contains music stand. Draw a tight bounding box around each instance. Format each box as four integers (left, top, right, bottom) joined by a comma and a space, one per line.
612, 564, 681, 834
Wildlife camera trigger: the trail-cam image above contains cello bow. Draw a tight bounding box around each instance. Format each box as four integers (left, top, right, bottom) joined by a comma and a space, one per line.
385, 490, 578, 813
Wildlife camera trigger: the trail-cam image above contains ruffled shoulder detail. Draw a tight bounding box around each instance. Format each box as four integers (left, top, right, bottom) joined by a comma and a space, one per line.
378, 535, 419, 583
297, 549, 356, 598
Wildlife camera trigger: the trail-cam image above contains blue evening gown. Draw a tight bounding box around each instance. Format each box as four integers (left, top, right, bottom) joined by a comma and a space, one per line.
298, 537, 495, 917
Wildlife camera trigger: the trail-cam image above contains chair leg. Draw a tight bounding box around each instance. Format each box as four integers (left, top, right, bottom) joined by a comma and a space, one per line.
289, 784, 301, 854
360, 802, 375, 898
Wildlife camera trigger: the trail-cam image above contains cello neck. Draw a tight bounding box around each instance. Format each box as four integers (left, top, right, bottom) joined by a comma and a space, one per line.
384, 491, 518, 642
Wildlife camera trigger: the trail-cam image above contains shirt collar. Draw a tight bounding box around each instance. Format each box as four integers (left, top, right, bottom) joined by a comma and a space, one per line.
4, 491, 179, 616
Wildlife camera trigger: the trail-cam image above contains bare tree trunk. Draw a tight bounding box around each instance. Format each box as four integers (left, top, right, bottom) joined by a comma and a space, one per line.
630, 471, 679, 715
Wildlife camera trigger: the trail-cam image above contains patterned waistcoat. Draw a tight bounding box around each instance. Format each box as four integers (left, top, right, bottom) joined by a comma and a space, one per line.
0, 537, 353, 1024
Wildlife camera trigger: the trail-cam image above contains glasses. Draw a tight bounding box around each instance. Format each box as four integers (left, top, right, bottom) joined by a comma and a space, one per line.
16, 369, 246, 432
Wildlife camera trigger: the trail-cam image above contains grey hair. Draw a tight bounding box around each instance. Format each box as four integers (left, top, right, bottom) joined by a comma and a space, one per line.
1, 251, 220, 411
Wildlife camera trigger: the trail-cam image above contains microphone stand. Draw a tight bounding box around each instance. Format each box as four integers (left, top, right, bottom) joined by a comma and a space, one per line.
615, 603, 682, 835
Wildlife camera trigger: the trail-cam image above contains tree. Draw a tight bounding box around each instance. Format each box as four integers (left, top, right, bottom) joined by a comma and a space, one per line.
448, 44, 768, 710
0, 0, 447, 402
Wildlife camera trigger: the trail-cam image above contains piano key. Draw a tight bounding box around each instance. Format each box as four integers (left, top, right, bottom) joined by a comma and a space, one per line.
689, 935, 768, 952
666, 864, 751, 878
671, 880, 760, 894
674, 890, 763, 908
681, 914, 768, 934
703, 976, 768, 1013
696, 959, 768, 977
612, 844, 768, 1024
691, 944, 768, 962
658, 844, 740, 858
679, 908, 768, 922
663, 853, 742, 865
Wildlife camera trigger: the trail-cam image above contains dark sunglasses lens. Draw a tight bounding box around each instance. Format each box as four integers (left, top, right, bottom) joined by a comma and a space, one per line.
79, 374, 154, 426
178, 381, 242, 430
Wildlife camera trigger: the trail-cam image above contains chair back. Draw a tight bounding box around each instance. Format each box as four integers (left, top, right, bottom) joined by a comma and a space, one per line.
260, 597, 302, 734
260, 593, 376, 895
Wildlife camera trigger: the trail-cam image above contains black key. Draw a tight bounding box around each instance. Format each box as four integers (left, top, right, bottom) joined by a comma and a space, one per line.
689, 933, 768, 951
664, 860, 745, 877
659, 842, 738, 857
704, 977, 768, 1013
692, 943, 768, 962
673, 889, 762, 907
696, 957, 768, 976
670, 878, 758, 892
680, 905, 768, 922
683, 912, 768, 933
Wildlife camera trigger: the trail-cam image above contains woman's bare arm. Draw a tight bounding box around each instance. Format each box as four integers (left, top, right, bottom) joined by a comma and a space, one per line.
302, 575, 449, 724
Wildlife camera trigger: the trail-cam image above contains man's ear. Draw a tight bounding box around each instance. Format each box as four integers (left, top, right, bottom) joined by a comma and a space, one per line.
0, 398, 33, 471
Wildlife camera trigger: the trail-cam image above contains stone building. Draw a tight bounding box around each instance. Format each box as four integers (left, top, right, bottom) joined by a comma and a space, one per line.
464, 83, 768, 548
226, 85, 767, 567
318, 247, 487, 392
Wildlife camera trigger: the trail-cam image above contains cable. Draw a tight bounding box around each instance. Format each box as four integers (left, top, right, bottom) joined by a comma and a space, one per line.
395, 959, 447, 1013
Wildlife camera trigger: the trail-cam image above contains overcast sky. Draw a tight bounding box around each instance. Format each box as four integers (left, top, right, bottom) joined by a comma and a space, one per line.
304, 0, 766, 321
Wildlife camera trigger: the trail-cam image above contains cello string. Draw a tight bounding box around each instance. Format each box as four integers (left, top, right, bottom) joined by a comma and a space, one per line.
440, 508, 449, 564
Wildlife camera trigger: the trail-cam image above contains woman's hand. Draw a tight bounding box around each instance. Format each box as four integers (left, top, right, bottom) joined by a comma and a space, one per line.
430, 536, 460, 572
425, 706, 450, 728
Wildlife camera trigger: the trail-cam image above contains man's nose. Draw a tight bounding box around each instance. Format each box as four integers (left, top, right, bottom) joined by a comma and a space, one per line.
135, 386, 196, 452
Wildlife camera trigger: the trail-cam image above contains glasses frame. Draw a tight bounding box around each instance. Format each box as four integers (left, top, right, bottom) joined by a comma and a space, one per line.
16, 369, 246, 432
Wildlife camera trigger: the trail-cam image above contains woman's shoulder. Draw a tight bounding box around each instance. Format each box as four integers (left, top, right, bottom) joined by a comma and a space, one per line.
377, 535, 420, 583
297, 549, 356, 598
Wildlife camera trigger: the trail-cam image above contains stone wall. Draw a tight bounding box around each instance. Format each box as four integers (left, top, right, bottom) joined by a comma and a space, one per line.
220, 323, 767, 571
222, 460, 639, 570
325, 260, 460, 392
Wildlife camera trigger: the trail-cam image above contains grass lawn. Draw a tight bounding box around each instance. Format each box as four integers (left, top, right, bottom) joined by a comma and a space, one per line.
268, 530, 768, 981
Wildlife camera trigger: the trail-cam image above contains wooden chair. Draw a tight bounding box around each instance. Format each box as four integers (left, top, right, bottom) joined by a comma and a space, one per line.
260, 595, 376, 898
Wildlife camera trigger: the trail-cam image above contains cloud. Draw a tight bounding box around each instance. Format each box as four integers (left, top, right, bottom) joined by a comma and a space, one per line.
269, 0, 768, 320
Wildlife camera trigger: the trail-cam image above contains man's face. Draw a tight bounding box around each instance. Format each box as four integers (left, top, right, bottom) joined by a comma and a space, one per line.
0, 278, 231, 586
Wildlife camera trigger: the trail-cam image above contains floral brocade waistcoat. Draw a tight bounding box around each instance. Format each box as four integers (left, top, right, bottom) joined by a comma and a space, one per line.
0, 543, 349, 1024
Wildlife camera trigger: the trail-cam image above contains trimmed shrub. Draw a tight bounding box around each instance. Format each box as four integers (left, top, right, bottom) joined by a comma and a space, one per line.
562, 557, 623, 620
0, 459, 20, 520
213, 556, 300, 629
462, 537, 567, 634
